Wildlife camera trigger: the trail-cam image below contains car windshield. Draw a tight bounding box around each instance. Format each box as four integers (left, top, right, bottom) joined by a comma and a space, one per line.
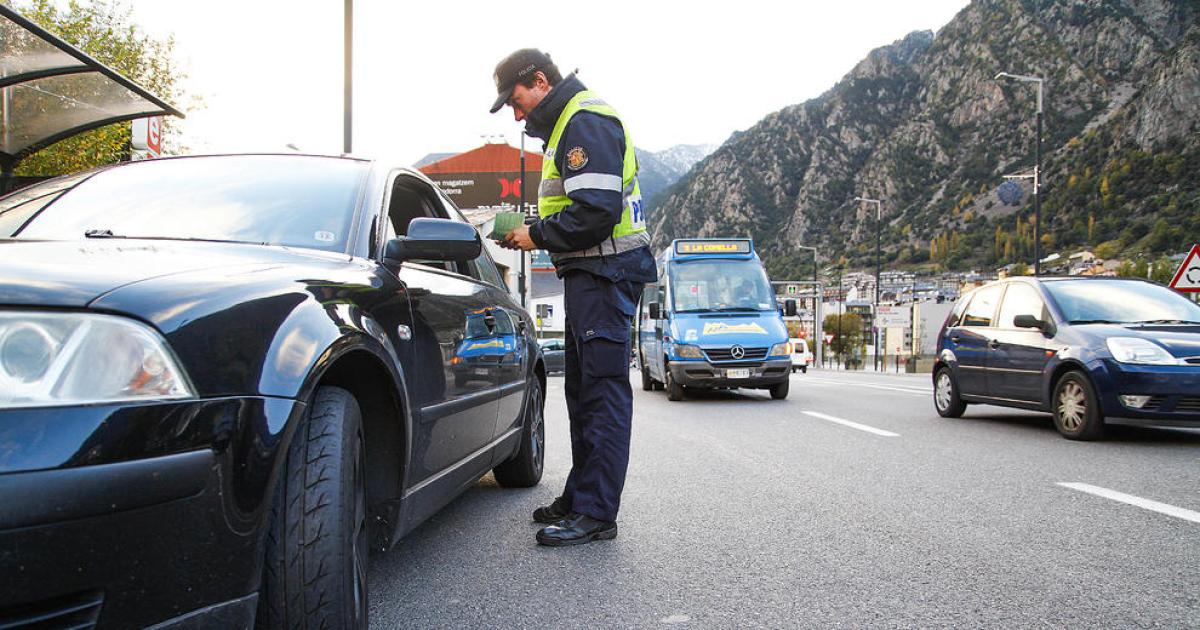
1043, 279, 1200, 324
670, 259, 777, 313
1, 155, 368, 252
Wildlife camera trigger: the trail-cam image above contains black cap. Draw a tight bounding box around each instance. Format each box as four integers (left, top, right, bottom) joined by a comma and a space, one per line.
489, 48, 555, 113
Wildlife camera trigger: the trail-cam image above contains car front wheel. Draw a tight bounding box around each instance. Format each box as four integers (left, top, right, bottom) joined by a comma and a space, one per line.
769, 378, 789, 400
1053, 371, 1106, 440
640, 356, 654, 391
665, 361, 684, 401
934, 367, 967, 418
258, 386, 368, 630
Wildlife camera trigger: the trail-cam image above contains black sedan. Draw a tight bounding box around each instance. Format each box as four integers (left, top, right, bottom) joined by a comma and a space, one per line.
933, 276, 1200, 439
0, 154, 547, 629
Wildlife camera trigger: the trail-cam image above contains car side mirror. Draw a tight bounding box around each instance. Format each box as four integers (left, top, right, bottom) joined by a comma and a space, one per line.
648, 303, 661, 320
784, 299, 798, 317
384, 217, 481, 265
1014, 314, 1047, 332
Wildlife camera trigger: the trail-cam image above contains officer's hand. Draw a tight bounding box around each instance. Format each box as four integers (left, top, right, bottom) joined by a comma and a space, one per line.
502, 225, 537, 252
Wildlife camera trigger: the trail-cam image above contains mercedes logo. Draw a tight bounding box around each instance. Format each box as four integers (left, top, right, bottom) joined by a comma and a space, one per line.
730, 345, 746, 360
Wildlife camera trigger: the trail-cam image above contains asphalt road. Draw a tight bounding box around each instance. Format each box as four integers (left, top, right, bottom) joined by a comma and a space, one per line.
368, 369, 1200, 628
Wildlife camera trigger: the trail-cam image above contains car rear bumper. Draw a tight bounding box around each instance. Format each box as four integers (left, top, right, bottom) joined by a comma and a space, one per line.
1090, 360, 1200, 426
669, 359, 791, 388
0, 397, 303, 628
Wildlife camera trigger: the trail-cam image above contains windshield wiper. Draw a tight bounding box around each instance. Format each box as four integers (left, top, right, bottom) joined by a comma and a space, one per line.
1130, 319, 1200, 325
710, 307, 763, 312
1068, 319, 1122, 325
84, 230, 268, 245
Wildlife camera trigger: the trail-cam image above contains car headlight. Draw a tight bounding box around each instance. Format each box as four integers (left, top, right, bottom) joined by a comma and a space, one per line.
0, 312, 195, 408
769, 342, 791, 357
674, 343, 705, 359
1105, 337, 1181, 366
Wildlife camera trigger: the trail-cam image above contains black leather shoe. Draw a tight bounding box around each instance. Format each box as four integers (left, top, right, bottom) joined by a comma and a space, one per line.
532, 497, 571, 524
536, 513, 618, 547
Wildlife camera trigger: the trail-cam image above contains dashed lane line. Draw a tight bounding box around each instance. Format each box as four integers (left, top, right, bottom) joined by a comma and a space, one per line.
1057, 482, 1200, 525
802, 410, 900, 437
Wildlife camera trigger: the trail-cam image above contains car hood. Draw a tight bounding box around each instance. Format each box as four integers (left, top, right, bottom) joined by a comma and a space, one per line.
1077, 323, 1200, 360
0, 239, 346, 308
671, 312, 788, 347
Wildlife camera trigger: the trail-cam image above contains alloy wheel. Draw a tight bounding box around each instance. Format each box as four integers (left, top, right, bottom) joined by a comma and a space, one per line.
935, 373, 953, 411
530, 385, 544, 475
1058, 381, 1087, 431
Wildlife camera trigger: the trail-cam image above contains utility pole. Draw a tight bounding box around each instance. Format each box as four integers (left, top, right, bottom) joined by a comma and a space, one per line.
343, 0, 352, 154
519, 133, 527, 308
996, 72, 1044, 275
855, 196, 882, 371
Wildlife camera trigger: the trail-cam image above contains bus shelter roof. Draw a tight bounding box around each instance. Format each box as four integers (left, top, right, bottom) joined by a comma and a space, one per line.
0, 4, 184, 171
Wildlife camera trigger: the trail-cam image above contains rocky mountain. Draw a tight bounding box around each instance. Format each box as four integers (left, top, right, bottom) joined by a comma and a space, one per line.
649, 0, 1200, 278
635, 143, 717, 211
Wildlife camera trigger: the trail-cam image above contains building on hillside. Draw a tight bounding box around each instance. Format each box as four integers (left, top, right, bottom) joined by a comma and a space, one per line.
418, 143, 544, 306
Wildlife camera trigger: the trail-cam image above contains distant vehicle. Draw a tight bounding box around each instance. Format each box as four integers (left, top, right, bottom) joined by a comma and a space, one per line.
790, 337, 812, 373
636, 238, 797, 401
933, 276, 1200, 439
538, 337, 566, 374
0, 154, 546, 629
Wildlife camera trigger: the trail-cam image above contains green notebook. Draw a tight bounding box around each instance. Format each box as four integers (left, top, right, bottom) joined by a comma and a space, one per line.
489, 211, 526, 240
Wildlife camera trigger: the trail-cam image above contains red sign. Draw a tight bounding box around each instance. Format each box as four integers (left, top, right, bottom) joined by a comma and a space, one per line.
1168, 244, 1200, 293
131, 116, 162, 157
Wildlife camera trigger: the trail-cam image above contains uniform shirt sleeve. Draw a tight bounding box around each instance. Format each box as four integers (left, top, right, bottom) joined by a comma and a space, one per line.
529, 111, 626, 253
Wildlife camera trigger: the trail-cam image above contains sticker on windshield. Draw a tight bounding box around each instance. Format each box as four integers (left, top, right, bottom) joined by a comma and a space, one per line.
314, 231, 336, 242
685, 329, 698, 342
703, 322, 768, 336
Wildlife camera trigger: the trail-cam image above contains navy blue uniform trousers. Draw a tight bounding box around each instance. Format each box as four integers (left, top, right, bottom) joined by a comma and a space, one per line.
559, 270, 644, 522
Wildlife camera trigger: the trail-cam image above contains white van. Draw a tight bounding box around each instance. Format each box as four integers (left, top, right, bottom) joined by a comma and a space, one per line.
790, 338, 812, 373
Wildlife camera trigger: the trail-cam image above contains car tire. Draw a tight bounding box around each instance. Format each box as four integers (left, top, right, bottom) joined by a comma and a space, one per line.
1053, 371, 1106, 441
258, 386, 368, 630
640, 358, 654, 392
801, 366, 808, 374
493, 377, 546, 487
933, 367, 967, 418
665, 361, 684, 401
769, 378, 789, 400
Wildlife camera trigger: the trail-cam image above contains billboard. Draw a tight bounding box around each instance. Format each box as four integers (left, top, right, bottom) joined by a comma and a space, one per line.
425, 171, 541, 214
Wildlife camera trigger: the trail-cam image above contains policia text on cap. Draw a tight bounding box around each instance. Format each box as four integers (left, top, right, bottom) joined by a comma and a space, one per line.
490, 48, 657, 547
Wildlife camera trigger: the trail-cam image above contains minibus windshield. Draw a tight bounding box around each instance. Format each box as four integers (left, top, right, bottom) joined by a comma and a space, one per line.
670, 259, 777, 313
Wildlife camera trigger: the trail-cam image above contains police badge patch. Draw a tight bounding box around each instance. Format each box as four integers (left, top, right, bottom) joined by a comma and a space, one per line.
565, 147, 588, 171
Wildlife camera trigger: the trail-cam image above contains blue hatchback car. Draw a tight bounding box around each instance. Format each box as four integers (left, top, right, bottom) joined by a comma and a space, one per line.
933, 277, 1200, 440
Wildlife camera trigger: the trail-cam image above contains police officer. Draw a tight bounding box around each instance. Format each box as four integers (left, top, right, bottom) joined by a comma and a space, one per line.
490, 48, 657, 546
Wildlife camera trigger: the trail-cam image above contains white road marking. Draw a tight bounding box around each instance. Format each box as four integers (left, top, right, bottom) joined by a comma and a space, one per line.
802, 410, 900, 437
802, 377, 930, 395
1057, 482, 1200, 525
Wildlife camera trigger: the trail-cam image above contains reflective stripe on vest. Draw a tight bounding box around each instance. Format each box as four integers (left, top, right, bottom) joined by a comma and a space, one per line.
538, 90, 648, 263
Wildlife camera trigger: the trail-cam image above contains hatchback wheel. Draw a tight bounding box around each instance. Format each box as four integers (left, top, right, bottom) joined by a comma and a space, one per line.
933, 367, 967, 418
1053, 371, 1106, 440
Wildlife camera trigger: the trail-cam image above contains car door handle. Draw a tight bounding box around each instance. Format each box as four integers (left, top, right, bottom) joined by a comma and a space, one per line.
950, 335, 961, 343
988, 340, 1001, 350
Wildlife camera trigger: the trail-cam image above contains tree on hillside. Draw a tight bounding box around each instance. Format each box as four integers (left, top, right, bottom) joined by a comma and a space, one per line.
9, 0, 190, 176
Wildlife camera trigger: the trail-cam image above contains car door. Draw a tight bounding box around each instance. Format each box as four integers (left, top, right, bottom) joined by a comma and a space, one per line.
384, 174, 500, 483
988, 281, 1053, 403
951, 284, 1003, 396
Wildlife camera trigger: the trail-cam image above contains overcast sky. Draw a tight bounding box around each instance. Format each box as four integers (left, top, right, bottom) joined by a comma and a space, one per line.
121, 0, 970, 165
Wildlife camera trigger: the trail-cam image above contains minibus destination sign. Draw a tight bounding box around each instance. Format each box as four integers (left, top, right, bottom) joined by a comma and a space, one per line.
675, 240, 751, 255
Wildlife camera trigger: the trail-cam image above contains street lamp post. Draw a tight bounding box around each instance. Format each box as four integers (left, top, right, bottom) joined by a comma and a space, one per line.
995, 72, 1044, 276
796, 245, 819, 362
855, 196, 883, 371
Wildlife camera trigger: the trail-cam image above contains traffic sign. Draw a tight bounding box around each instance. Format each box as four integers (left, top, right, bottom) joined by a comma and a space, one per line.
997, 180, 1022, 205
823, 334, 834, 344
787, 284, 798, 295
1168, 244, 1200, 293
